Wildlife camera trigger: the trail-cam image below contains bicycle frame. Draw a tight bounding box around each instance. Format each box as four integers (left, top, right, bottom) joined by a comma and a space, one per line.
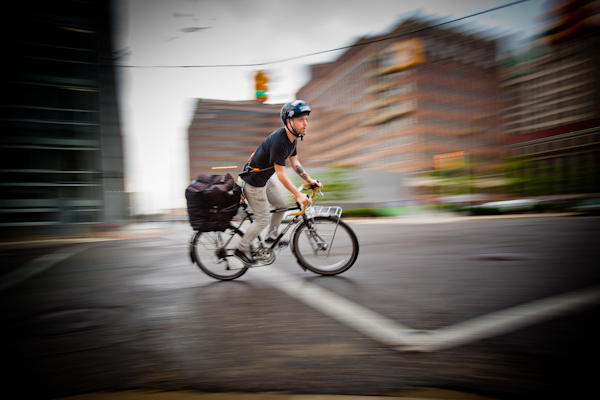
228, 185, 342, 253
228, 202, 305, 251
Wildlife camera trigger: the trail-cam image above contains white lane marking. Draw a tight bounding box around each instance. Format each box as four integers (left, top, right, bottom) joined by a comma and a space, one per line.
0, 244, 96, 292
253, 266, 600, 352
253, 266, 419, 347
399, 284, 600, 352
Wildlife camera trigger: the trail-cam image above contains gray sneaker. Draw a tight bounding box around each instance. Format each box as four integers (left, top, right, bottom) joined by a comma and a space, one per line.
234, 248, 256, 266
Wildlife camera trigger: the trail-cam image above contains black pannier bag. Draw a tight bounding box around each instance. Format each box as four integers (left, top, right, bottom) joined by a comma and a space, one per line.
185, 174, 242, 232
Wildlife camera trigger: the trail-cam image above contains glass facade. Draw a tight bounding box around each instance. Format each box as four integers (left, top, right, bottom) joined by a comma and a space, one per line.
0, 0, 127, 239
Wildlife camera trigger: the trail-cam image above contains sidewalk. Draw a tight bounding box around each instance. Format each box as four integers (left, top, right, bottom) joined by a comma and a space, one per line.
0, 222, 179, 250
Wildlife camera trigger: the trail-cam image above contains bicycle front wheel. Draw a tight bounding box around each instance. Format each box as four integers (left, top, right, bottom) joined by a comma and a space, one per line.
191, 226, 248, 281
292, 216, 359, 275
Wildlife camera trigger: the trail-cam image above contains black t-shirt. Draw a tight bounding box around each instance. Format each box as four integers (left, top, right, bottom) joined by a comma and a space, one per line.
241, 128, 297, 187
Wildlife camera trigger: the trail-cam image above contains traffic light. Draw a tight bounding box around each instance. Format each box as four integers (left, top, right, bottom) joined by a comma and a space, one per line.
536, 0, 600, 45
255, 70, 268, 102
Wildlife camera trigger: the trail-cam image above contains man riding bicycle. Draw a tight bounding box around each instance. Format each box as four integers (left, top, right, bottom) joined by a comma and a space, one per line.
235, 100, 323, 266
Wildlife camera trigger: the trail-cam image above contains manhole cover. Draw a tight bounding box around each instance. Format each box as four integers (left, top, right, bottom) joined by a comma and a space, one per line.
29, 308, 120, 335
465, 253, 537, 261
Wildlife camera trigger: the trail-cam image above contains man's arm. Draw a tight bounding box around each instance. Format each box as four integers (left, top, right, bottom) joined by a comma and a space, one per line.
274, 163, 311, 207
289, 155, 322, 188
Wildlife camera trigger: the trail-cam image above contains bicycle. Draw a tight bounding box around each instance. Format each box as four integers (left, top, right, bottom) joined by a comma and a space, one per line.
189, 183, 359, 281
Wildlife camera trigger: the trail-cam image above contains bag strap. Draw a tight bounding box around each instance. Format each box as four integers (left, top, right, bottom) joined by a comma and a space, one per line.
240, 139, 297, 175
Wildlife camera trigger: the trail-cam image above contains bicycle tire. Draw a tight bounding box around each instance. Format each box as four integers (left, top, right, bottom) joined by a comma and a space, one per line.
292, 216, 359, 275
191, 226, 248, 281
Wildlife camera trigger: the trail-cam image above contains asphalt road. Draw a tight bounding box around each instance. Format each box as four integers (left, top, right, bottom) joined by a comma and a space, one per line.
1, 215, 599, 399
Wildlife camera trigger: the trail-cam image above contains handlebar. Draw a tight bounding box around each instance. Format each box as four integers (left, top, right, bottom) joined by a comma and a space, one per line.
290, 183, 320, 216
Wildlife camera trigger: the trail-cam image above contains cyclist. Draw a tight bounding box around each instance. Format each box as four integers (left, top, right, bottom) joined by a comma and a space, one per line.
235, 100, 322, 266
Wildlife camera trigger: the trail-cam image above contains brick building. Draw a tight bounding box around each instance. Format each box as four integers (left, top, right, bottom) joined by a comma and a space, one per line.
296, 17, 502, 179
188, 99, 284, 180
500, 0, 600, 196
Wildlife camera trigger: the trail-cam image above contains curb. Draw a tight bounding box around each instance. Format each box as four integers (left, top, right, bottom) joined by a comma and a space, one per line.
343, 212, 582, 224
0, 230, 175, 250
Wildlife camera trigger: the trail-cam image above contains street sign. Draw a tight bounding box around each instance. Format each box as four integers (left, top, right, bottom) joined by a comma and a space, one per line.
433, 151, 466, 170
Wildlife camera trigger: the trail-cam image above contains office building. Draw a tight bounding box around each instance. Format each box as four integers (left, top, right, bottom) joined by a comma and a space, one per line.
188, 99, 283, 180
500, 0, 600, 195
296, 16, 502, 179
0, 0, 127, 239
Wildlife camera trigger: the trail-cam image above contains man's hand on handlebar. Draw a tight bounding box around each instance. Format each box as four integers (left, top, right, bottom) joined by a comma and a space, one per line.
309, 179, 323, 190
293, 180, 322, 209
295, 193, 312, 208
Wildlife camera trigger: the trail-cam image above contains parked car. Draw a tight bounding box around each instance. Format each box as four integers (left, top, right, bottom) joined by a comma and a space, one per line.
460, 199, 540, 215
476, 199, 540, 210
568, 199, 600, 215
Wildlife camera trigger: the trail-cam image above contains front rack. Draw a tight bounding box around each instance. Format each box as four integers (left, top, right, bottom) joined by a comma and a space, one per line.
305, 206, 343, 219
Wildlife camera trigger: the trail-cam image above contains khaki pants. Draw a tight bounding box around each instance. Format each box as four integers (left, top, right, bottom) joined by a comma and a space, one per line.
237, 176, 287, 252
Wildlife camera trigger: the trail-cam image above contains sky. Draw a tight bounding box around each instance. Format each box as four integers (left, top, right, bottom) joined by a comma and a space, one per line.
115, 0, 546, 214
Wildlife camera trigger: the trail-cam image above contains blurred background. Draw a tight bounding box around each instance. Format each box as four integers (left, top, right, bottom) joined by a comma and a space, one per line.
1, 0, 599, 240
1, 3, 600, 399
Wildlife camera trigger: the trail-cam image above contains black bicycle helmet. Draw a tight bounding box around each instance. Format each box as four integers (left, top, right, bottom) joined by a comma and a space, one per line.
280, 100, 311, 139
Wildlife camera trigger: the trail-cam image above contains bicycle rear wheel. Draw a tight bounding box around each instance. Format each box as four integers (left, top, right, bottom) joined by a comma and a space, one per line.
191, 226, 248, 281
292, 216, 359, 275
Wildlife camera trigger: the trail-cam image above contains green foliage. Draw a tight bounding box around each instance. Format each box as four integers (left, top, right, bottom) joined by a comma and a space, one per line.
372, 206, 420, 216
341, 208, 379, 218
341, 207, 407, 218
503, 158, 600, 196
341, 206, 420, 218
291, 168, 359, 202
426, 166, 473, 197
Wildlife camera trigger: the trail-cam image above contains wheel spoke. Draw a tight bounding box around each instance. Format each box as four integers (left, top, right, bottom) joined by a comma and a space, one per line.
192, 228, 247, 280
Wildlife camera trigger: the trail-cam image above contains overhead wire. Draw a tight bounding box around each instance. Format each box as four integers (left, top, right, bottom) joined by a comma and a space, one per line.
116, 0, 532, 69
